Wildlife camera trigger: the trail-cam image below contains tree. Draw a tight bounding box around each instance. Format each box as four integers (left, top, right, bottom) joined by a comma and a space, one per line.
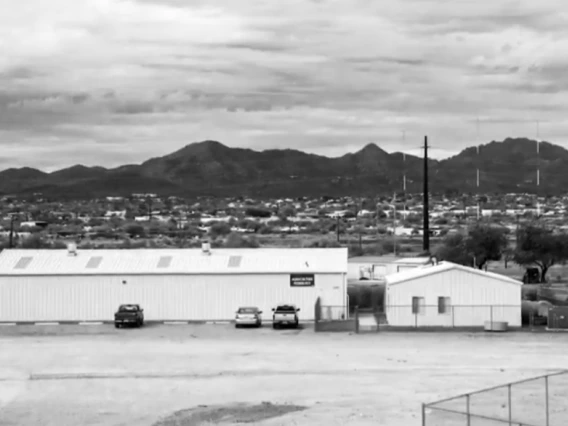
435, 225, 508, 269
435, 233, 473, 266
513, 225, 568, 282
124, 224, 146, 238
245, 207, 272, 218
465, 225, 509, 270
224, 232, 260, 248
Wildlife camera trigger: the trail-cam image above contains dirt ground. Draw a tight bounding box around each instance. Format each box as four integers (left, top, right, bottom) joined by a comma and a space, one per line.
0, 324, 567, 426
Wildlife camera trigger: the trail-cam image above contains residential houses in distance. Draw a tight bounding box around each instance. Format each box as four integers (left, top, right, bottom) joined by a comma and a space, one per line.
0, 192, 566, 247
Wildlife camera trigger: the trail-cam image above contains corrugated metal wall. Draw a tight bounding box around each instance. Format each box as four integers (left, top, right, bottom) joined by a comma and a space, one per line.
0, 273, 345, 322
385, 268, 521, 327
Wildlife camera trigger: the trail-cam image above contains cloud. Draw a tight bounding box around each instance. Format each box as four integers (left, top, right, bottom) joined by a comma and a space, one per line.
1, 0, 568, 170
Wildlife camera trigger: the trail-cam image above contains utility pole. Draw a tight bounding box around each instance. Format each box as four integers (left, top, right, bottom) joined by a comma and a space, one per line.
8, 214, 15, 249
391, 192, 397, 257
476, 117, 481, 222
423, 136, 430, 252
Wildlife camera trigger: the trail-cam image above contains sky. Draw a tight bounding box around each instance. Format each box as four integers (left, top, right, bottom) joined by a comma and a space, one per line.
1, 0, 568, 171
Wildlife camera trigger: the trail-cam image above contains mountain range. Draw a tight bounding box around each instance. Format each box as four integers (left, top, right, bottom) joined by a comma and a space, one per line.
0, 138, 563, 199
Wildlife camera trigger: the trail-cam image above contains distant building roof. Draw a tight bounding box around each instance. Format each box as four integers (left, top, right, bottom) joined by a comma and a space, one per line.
0, 248, 348, 276
385, 261, 522, 286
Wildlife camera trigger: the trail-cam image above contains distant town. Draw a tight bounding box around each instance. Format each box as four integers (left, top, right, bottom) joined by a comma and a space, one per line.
0, 191, 562, 254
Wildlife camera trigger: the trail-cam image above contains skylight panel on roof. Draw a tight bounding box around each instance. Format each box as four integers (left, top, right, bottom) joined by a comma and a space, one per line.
86, 256, 103, 269
228, 255, 242, 268
157, 256, 173, 268
14, 256, 33, 270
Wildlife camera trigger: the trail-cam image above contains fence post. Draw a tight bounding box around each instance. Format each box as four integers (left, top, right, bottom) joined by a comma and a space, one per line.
545, 375, 549, 426
355, 306, 359, 334
415, 312, 418, 328
490, 305, 493, 324
466, 394, 471, 426
314, 297, 321, 332
508, 384, 512, 425
421, 403, 426, 426
452, 306, 455, 328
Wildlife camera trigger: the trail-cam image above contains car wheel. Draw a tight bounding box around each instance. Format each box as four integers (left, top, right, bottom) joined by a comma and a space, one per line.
272, 323, 278, 329
235, 324, 240, 328
257, 321, 261, 328
115, 323, 120, 328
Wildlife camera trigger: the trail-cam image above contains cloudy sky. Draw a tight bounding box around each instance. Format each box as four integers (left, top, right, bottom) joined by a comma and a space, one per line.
1, 0, 567, 171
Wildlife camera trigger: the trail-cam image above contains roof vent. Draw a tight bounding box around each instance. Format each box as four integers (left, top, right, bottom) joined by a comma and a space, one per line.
430, 256, 438, 265
67, 243, 77, 256
202, 241, 211, 255
228, 255, 242, 267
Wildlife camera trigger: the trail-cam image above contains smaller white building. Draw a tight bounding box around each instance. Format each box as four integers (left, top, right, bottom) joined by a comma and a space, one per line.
384, 261, 522, 327
348, 256, 432, 281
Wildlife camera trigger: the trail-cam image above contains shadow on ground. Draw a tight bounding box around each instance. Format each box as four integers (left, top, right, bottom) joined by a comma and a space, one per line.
152, 402, 306, 425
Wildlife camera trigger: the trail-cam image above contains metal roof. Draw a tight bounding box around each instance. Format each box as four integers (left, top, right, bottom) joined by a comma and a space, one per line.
0, 248, 348, 276
385, 261, 522, 286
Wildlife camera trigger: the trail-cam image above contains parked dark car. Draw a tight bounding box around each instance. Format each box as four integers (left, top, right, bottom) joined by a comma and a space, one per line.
114, 304, 144, 328
272, 304, 300, 329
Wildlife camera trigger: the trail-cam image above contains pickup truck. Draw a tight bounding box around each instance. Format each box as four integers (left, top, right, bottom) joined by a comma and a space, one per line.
114, 304, 144, 328
272, 304, 300, 329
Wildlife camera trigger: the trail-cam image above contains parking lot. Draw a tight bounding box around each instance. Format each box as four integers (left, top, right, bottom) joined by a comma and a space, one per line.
1, 323, 568, 425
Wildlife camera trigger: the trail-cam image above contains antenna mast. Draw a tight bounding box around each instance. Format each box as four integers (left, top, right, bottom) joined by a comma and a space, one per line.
402, 130, 407, 192
536, 120, 540, 217
476, 117, 480, 221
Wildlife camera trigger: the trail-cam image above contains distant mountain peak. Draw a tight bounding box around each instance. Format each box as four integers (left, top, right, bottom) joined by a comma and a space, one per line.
359, 143, 387, 154
2, 137, 568, 199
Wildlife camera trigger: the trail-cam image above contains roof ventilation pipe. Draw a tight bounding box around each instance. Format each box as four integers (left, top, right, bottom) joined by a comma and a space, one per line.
202, 241, 211, 255
67, 243, 78, 256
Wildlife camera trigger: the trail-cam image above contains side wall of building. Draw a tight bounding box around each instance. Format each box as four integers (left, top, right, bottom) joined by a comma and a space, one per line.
0, 273, 345, 322
385, 269, 522, 327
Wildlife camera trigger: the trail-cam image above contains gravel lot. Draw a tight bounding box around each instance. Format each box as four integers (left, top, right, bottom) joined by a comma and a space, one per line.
1, 324, 567, 425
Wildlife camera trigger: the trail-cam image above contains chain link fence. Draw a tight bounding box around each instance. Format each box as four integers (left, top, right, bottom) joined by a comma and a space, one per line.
422, 371, 568, 425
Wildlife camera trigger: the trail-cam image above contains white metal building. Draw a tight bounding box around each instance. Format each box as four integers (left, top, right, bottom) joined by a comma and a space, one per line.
348, 256, 432, 281
0, 246, 348, 323
384, 261, 522, 327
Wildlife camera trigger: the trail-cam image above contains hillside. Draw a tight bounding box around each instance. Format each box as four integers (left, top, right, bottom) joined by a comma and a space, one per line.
0, 138, 563, 199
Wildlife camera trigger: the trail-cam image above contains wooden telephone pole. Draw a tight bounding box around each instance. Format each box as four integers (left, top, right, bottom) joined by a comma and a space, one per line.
423, 136, 430, 252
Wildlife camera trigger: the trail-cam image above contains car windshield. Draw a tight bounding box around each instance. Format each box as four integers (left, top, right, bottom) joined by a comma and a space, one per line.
120, 305, 137, 311
276, 305, 296, 312
238, 307, 258, 314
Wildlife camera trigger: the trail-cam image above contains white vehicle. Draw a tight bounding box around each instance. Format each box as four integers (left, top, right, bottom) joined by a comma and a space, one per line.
272, 304, 300, 329
235, 306, 262, 328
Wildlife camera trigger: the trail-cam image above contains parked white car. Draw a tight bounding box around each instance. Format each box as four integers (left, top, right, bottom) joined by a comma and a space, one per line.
235, 306, 262, 328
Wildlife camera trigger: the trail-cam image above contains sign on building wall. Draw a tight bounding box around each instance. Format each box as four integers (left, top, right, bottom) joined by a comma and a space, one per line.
290, 273, 315, 287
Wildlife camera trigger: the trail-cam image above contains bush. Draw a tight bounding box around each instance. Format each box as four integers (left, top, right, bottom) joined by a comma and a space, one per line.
308, 238, 341, 248
223, 232, 260, 248
245, 207, 272, 218
124, 224, 145, 238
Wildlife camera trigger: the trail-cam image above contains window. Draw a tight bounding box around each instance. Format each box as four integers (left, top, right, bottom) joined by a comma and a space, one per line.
228, 256, 242, 268
86, 256, 103, 269
157, 256, 172, 268
411, 297, 425, 315
14, 256, 33, 270
438, 297, 451, 314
